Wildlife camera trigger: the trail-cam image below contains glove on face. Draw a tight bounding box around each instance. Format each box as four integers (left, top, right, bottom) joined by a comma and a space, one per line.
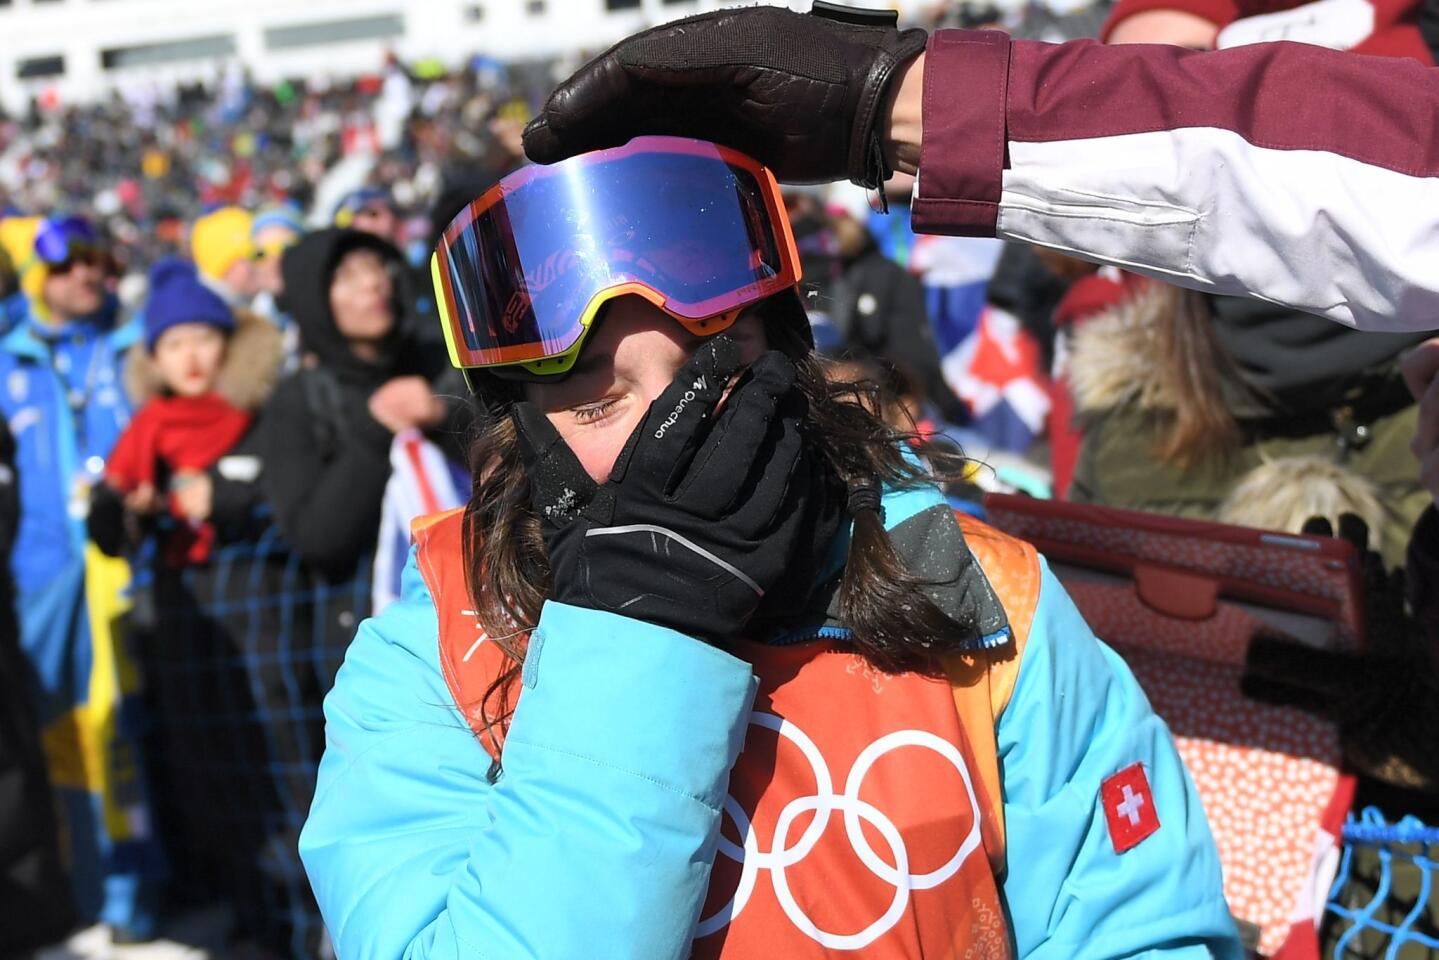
515, 337, 840, 643
522, 5, 928, 188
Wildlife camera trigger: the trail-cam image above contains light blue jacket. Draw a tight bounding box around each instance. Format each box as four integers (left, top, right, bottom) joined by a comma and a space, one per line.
0, 294, 138, 722
300, 485, 1241, 959
0, 294, 137, 598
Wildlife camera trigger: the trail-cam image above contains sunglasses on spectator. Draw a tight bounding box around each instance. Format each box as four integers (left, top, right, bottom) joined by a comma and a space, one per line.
48, 246, 109, 275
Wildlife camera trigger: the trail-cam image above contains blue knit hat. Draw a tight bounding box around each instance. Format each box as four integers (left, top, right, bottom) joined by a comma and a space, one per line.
333, 186, 391, 228
144, 257, 234, 352
251, 202, 305, 240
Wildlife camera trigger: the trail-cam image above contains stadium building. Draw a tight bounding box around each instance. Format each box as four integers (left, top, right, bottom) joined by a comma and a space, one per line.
0, 0, 834, 114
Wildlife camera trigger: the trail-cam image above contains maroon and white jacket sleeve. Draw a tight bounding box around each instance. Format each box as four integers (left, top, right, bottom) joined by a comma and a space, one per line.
911, 30, 1439, 331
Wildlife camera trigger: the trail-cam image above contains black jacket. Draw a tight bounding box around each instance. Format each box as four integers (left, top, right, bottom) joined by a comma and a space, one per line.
0, 417, 73, 954
260, 229, 468, 579
831, 240, 963, 423
1208, 294, 1428, 421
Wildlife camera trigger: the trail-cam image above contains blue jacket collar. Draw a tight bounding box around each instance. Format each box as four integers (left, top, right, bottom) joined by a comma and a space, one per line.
2, 295, 138, 360
767, 477, 1012, 651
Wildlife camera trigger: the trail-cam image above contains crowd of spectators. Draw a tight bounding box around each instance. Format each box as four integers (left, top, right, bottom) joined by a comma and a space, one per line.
0, 49, 545, 960
0, 52, 550, 276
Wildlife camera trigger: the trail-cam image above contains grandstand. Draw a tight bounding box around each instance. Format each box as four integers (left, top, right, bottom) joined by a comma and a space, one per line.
0, 0, 755, 114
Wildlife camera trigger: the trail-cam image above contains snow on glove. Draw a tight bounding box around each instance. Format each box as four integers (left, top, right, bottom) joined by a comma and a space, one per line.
514, 337, 826, 643
522, 4, 929, 188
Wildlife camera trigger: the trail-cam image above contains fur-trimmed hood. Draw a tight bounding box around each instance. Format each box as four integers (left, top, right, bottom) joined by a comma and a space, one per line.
1066, 286, 1391, 553
280, 228, 423, 389
1069, 282, 1424, 418
1067, 283, 1179, 416
123, 307, 284, 411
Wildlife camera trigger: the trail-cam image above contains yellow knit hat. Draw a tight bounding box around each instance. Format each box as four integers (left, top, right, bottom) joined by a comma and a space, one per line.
191, 207, 255, 282
0, 216, 41, 277
0, 217, 46, 308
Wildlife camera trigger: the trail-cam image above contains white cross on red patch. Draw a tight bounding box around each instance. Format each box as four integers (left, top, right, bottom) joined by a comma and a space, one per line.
1101, 763, 1161, 853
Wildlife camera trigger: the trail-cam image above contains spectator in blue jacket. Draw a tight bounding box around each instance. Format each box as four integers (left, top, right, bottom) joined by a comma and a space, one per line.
0, 215, 161, 942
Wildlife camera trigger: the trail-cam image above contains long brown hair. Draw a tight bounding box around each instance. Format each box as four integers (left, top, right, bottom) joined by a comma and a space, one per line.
1069, 283, 1247, 469
460, 306, 976, 780
1154, 286, 1243, 468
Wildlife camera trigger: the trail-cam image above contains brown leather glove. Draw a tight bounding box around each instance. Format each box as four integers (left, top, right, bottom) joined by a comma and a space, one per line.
522, 4, 927, 188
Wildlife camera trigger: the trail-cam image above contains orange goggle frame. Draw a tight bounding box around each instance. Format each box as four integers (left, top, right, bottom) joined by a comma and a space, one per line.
431, 136, 801, 378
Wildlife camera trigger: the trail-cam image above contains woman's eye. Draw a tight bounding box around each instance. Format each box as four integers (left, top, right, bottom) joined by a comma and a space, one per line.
571, 398, 617, 424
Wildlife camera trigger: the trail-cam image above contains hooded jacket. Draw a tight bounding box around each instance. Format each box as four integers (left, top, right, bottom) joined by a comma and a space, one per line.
259, 229, 462, 579
1204, 294, 1425, 419
1066, 285, 1427, 565
301, 480, 1239, 960
1068, 286, 1423, 426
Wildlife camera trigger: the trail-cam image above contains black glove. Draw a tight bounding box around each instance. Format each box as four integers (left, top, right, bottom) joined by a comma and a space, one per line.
1241, 515, 1439, 791
86, 483, 130, 558
522, 4, 928, 188
515, 337, 836, 643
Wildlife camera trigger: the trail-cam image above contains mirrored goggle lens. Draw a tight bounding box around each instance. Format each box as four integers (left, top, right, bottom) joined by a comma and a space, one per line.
433, 139, 795, 370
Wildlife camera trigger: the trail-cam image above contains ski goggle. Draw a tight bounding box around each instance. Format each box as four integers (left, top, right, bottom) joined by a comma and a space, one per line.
431, 136, 801, 379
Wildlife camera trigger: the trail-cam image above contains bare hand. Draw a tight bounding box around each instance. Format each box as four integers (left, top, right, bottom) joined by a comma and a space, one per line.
171, 471, 213, 523
1105, 9, 1220, 47
883, 53, 924, 177
124, 482, 159, 514
1402, 338, 1439, 505
368, 376, 444, 434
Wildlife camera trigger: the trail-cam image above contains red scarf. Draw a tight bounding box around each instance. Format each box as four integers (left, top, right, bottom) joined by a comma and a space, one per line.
107, 393, 252, 565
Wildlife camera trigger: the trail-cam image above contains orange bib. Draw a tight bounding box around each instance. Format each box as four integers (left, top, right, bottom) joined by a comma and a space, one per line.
413, 510, 1040, 959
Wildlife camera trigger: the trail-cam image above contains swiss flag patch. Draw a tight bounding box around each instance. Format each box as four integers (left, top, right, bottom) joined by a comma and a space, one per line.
1102, 763, 1161, 853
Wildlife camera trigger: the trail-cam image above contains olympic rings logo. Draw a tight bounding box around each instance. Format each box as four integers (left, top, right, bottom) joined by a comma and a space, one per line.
695, 711, 984, 951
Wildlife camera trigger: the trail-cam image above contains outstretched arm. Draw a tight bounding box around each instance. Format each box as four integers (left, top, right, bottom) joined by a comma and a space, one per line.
902, 32, 1439, 332
525, 7, 1439, 332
